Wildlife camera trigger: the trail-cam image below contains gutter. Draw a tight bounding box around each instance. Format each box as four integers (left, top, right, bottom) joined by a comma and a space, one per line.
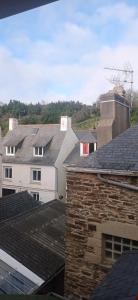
97, 174, 138, 192
66, 166, 138, 177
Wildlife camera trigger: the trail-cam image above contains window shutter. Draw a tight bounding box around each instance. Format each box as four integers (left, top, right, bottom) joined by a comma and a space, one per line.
83, 143, 89, 155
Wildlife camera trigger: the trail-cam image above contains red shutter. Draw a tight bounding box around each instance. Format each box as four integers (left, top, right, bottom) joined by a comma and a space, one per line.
83, 143, 89, 155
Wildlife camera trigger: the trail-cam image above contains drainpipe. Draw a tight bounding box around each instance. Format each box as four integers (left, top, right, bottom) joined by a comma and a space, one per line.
97, 173, 138, 192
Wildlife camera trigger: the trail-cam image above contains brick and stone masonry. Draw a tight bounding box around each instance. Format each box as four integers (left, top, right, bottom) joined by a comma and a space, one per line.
65, 171, 138, 299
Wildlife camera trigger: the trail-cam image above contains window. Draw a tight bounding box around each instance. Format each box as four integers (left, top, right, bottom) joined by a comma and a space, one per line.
33, 147, 43, 157
31, 192, 39, 201
32, 169, 41, 181
4, 167, 12, 179
89, 143, 94, 153
80, 142, 97, 156
104, 234, 138, 262
6, 146, 15, 156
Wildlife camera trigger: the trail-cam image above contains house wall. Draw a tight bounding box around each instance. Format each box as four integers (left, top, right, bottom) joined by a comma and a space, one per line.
55, 128, 78, 199
2, 163, 57, 202
65, 171, 138, 299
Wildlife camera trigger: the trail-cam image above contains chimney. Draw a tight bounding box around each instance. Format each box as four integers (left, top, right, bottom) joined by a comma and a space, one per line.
97, 86, 130, 148
60, 116, 71, 131
9, 118, 18, 131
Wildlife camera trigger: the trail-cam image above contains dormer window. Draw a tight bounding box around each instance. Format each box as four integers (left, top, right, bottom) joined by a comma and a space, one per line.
6, 146, 15, 156
33, 147, 43, 157
80, 143, 97, 156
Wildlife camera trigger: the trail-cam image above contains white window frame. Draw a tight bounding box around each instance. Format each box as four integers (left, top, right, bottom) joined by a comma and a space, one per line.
33, 147, 43, 157
32, 169, 41, 182
31, 192, 39, 201
104, 234, 138, 262
4, 166, 12, 179
6, 146, 15, 156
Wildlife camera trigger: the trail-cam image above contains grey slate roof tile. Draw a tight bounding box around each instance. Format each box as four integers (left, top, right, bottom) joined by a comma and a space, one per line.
91, 252, 138, 300
0, 191, 40, 222
65, 130, 97, 165
2, 124, 66, 166
76, 124, 138, 172
0, 199, 65, 281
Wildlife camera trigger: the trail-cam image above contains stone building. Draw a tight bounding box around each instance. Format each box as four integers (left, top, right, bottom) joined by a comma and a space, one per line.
97, 86, 130, 148
65, 123, 138, 299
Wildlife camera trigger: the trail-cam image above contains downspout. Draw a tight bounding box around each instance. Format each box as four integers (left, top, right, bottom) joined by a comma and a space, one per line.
97, 173, 138, 192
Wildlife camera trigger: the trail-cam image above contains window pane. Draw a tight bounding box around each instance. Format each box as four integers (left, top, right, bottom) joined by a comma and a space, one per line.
89, 143, 94, 153
38, 171, 41, 181
105, 251, 112, 258
114, 236, 121, 243
123, 245, 130, 252
105, 235, 112, 241
114, 244, 121, 252
123, 238, 130, 245
9, 168, 12, 178
132, 241, 138, 247
5, 168, 8, 178
39, 147, 42, 155
105, 242, 112, 249
33, 171, 36, 180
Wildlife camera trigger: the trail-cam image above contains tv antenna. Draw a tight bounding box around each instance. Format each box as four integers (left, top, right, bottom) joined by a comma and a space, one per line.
104, 63, 134, 106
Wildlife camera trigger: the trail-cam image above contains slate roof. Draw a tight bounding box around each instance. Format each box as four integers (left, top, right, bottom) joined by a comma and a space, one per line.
0, 199, 65, 281
91, 251, 138, 300
2, 124, 66, 166
64, 130, 97, 165
76, 124, 138, 172
0, 191, 40, 222
74, 130, 97, 143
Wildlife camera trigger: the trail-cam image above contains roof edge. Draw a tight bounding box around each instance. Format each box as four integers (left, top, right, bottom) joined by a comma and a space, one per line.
65, 166, 138, 176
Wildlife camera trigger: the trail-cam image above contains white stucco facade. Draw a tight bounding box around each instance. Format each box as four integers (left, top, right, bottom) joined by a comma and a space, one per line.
1, 117, 79, 203
2, 163, 57, 202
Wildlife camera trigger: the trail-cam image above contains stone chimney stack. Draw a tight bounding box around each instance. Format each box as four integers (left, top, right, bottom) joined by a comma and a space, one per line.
97, 86, 130, 148
9, 118, 18, 131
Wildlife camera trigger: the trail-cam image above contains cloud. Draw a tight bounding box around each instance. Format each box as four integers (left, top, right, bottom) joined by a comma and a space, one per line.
0, 1, 137, 104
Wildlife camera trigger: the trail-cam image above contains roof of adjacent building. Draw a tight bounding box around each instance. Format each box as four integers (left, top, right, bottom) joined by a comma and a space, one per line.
64, 130, 97, 165
91, 251, 138, 300
2, 124, 66, 166
0, 191, 40, 222
76, 124, 138, 172
0, 0, 58, 20
0, 199, 65, 281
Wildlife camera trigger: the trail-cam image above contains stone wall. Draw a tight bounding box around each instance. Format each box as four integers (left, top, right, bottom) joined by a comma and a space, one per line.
65, 171, 138, 299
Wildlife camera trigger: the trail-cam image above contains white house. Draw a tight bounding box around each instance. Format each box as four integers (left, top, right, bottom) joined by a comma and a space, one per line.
2, 117, 78, 203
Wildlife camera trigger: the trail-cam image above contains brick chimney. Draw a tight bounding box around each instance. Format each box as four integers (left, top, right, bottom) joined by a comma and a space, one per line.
97, 86, 130, 148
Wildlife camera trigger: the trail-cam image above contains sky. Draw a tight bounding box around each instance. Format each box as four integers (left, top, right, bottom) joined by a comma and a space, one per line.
0, 0, 138, 104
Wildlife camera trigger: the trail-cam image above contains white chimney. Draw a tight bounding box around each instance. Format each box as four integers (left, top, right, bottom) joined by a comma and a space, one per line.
60, 116, 71, 131
9, 118, 18, 131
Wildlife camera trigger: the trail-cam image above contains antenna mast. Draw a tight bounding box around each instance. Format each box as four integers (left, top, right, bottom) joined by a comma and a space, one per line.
104, 64, 134, 106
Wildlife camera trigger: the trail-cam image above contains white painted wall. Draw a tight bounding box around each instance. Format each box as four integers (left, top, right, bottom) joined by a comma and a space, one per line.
55, 127, 78, 199
2, 163, 57, 203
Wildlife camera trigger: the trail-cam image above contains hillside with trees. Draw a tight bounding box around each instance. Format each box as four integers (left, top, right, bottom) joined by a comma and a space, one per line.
0, 92, 138, 135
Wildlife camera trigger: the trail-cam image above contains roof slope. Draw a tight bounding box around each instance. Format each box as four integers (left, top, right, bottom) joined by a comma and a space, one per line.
76, 124, 138, 172
0, 191, 40, 222
65, 130, 97, 165
2, 124, 66, 166
0, 0, 58, 20
91, 251, 138, 300
0, 199, 65, 281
